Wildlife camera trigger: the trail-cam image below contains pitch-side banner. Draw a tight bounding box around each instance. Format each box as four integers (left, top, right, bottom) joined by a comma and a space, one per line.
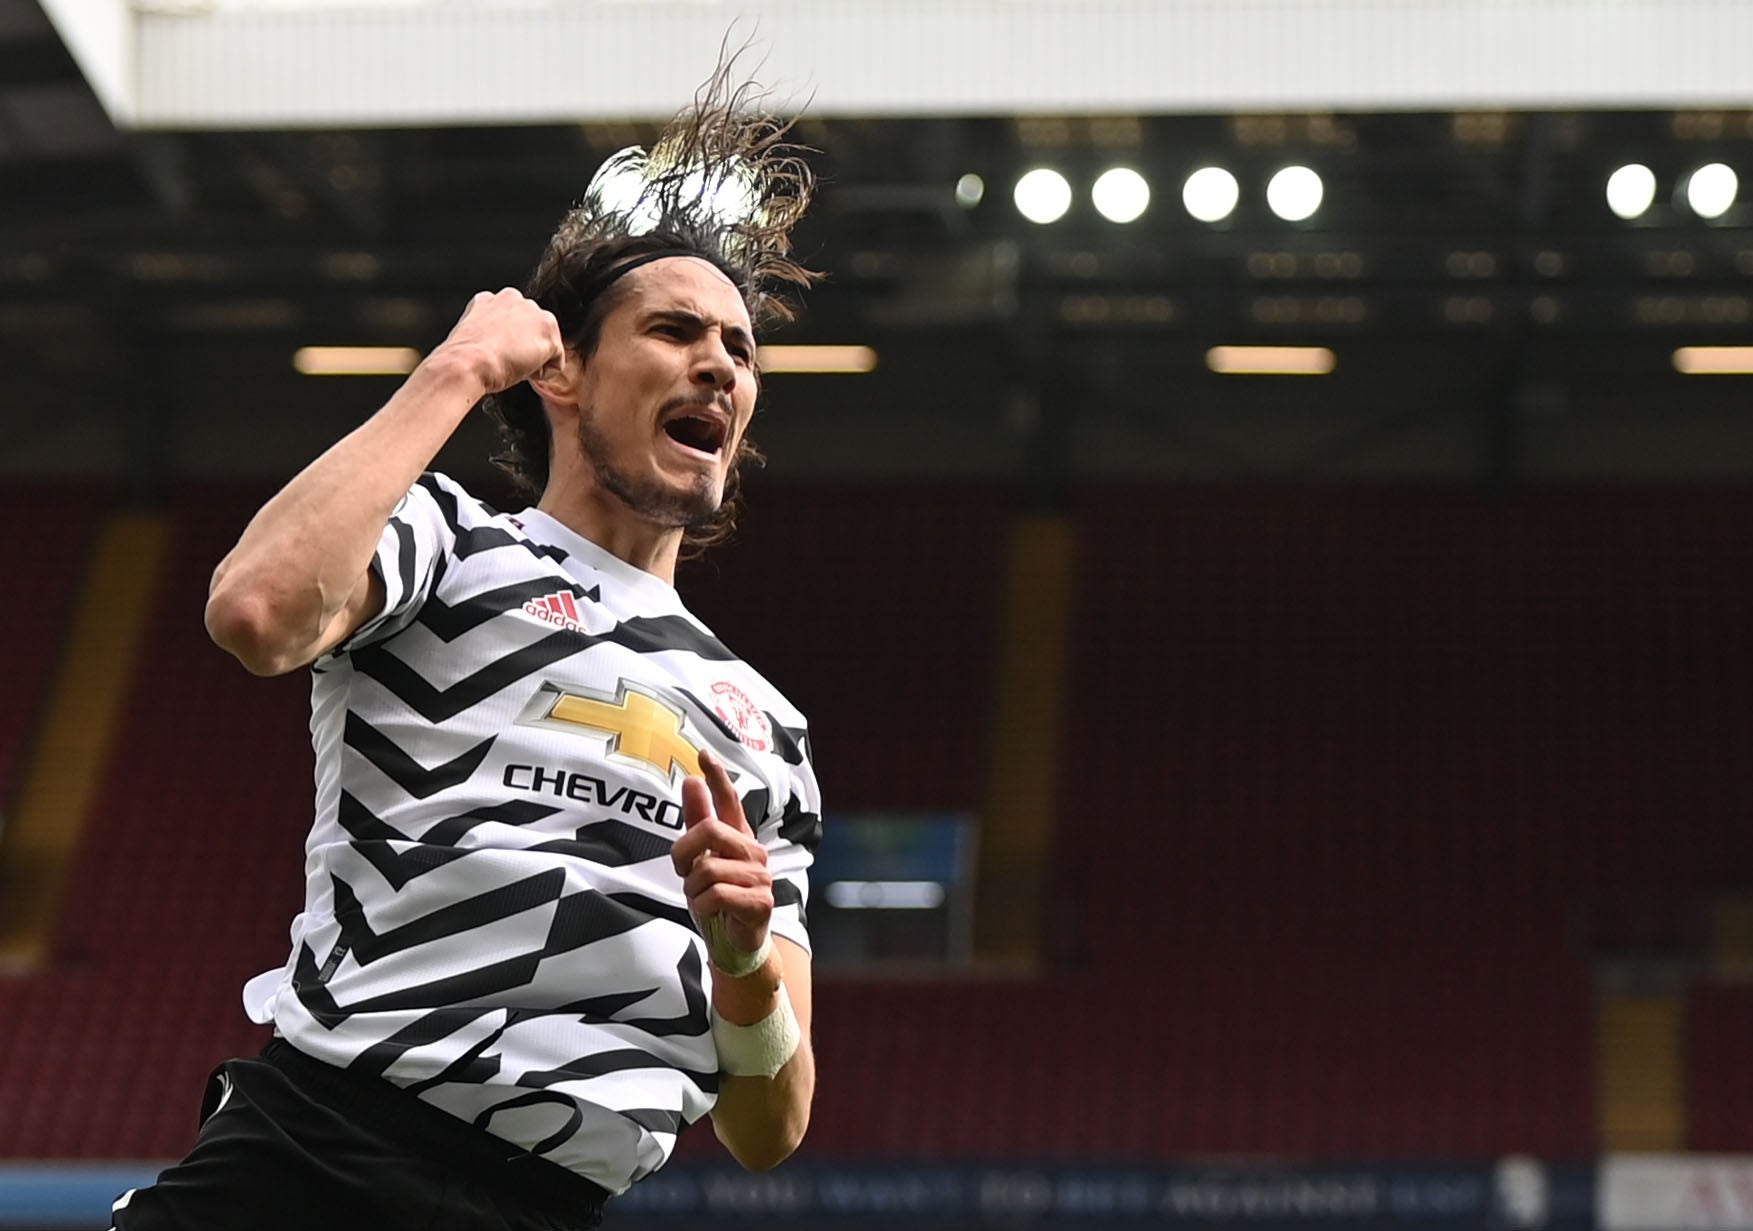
608, 1160, 1596, 1227
1601, 1156, 1753, 1231
0, 1160, 1598, 1229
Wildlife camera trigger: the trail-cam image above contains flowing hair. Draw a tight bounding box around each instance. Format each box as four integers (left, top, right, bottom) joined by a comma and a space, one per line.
484, 50, 818, 556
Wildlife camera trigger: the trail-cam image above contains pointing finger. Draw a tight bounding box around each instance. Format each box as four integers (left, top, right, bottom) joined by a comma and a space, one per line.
681, 775, 713, 831
698, 747, 751, 837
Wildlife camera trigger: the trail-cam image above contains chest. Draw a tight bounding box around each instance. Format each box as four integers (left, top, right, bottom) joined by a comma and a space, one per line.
360, 571, 794, 835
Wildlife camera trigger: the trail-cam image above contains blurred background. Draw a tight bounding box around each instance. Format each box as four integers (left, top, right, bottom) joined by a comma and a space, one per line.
3, 0, 1753, 1227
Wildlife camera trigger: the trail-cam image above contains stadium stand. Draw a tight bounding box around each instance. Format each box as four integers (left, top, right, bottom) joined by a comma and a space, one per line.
1046, 485, 1753, 1157
7, 481, 1753, 1162
1687, 982, 1753, 1152
681, 481, 1010, 812
0, 489, 104, 807
795, 949, 1591, 1159
1058, 487, 1753, 943
0, 490, 302, 1157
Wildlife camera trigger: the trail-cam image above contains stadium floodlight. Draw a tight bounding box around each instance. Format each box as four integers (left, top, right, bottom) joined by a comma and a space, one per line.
1182, 166, 1240, 222
1092, 167, 1150, 223
1266, 165, 1324, 222
824, 880, 946, 910
1686, 163, 1739, 219
293, 346, 421, 376
1014, 168, 1072, 224
754, 345, 878, 374
1606, 164, 1658, 220
955, 173, 985, 209
1673, 346, 1753, 375
1207, 345, 1337, 375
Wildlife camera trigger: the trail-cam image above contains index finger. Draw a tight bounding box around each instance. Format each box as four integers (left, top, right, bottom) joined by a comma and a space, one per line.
698, 747, 752, 837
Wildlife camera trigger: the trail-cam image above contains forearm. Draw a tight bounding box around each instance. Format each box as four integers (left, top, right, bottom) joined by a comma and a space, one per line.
707, 951, 814, 1170
712, 1034, 815, 1170
206, 353, 486, 673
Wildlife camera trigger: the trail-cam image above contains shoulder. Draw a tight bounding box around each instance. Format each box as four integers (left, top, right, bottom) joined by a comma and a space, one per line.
690, 653, 813, 769
403, 471, 495, 529
668, 603, 808, 724
404, 474, 572, 563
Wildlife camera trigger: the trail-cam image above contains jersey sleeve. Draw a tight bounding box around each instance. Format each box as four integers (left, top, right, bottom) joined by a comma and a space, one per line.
338, 472, 459, 651
757, 755, 822, 954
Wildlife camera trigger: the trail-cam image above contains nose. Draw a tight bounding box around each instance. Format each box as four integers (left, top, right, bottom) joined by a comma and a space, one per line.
691, 334, 737, 393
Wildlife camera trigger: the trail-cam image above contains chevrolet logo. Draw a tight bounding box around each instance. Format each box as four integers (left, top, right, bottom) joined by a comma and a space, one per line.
530, 684, 701, 782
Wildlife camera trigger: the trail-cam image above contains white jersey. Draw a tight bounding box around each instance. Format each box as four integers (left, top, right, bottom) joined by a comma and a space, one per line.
242, 472, 820, 1195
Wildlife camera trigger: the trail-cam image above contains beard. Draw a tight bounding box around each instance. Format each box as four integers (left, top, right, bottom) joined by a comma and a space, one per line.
576, 402, 724, 529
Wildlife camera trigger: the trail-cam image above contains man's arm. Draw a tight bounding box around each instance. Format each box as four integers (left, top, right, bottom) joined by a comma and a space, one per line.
204, 290, 563, 676
708, 936, 814, 1169
672, 750, 816, 1170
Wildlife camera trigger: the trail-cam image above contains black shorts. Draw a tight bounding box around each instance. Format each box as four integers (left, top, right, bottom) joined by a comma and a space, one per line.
111, 1040, 610, 1231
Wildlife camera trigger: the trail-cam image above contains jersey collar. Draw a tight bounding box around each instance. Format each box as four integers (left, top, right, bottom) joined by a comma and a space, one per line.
513, 507, 688, 614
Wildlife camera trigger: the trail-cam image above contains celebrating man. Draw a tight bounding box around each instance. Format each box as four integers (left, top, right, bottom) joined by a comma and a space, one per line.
114, 66, 823, 1231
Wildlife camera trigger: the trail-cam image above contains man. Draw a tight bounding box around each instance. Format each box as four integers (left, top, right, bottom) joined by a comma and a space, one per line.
113, 74, 822, 1231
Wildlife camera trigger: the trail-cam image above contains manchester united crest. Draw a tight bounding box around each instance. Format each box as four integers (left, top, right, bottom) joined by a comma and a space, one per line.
711, 680, 772, 752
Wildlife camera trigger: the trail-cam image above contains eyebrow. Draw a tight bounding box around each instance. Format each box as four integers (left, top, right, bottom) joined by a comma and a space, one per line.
645, 308, 755, 354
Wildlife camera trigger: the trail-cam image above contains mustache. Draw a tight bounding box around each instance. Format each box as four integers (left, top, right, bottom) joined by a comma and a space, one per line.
660, 391, 733, 417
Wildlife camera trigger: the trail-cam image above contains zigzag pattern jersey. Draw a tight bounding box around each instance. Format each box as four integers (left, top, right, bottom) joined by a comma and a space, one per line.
241, 472, 821, 1195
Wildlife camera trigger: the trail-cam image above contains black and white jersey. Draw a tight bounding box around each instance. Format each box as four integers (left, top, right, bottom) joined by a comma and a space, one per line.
241, 472, 821, 1194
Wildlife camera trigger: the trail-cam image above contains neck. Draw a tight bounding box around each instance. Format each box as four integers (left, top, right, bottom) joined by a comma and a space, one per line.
537, 463, 684, 585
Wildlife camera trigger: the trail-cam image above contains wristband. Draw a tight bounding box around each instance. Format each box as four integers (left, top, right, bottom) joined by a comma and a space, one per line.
700, 914, 771, 978
711, 984, 802, 1078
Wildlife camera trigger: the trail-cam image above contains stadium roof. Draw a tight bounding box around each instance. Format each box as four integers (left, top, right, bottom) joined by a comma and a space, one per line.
4, 0, 1753, 487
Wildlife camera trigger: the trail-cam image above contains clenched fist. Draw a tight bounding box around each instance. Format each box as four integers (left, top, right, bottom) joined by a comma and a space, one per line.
428, 288, 566, 396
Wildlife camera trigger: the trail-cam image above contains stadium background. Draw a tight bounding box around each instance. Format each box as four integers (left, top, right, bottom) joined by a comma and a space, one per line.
3, 1, 1753, 1227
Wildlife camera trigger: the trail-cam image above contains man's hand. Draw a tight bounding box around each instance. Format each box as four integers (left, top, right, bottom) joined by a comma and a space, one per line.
425, 288, 566, 396
671, 748, 774, 968
677, 748, 815, 1169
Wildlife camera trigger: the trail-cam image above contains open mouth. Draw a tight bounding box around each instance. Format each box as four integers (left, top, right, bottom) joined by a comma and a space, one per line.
661, 410, 728, 456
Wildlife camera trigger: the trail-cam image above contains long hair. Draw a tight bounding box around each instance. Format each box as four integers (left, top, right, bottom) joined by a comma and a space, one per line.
484, 54, 817, 557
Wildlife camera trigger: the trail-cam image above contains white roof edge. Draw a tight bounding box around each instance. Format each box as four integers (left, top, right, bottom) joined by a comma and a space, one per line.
105, 1, 1753, 130
39, 0, 135, 124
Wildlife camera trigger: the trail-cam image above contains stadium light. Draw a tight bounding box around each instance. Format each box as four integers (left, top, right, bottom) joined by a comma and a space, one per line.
1266, 166, 1324, 222
954, 173, 985, 209
1686, 163, 1739, 219
1606, 163, 1658, 220
824, 880, 946, 910
293, 346, 421, 376
1207, 345, 1337, 375
1673, 346, 1753, 375
756, 344, 878, 374
1014, 168, 1072, 224
1182, 166, 1239, 223
1092, 167, 1150, 223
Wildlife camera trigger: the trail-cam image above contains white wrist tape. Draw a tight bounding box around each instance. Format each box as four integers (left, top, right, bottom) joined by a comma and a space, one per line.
700, 914, 772, 978
711, 984, 801, 1078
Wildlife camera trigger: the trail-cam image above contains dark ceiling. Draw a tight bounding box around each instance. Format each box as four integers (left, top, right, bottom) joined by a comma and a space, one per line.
3, 0, 1753, 489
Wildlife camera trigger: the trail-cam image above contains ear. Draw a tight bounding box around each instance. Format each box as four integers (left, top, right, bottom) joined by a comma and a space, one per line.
528, 349, 584, 413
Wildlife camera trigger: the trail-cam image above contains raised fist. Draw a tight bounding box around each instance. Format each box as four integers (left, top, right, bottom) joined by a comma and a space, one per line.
430, 288, 566, 395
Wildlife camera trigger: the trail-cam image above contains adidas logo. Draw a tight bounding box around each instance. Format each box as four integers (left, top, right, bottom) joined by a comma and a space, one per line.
523, 590, 588, 633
